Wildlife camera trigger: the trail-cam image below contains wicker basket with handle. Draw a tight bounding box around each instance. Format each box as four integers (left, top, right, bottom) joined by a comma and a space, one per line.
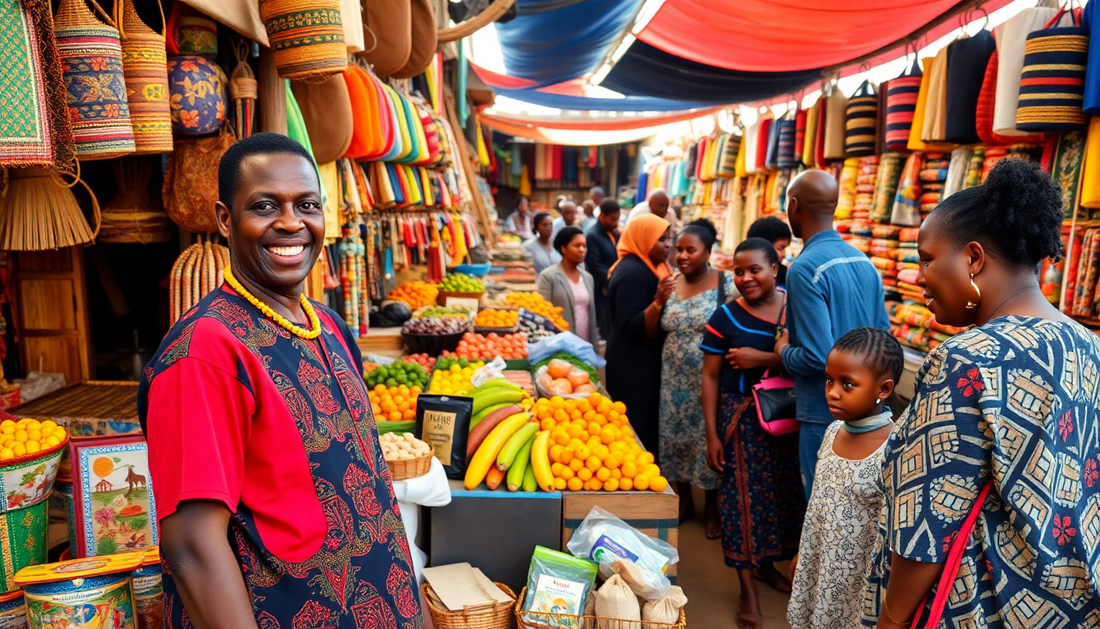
385, 446, 433, 481
513, 587, 686, 629
421, 581, 515, 629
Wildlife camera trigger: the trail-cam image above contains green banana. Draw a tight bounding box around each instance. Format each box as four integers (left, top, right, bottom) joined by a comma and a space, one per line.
506, 437, 535, 491
472, 389, 525, 415
522, 465, 538, 493
496, 422, 539, 471
470, 402, 511, 429
471, 379, 521, 396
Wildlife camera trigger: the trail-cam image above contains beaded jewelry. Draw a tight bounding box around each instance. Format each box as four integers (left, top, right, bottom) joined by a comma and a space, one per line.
223, 266, 321, 340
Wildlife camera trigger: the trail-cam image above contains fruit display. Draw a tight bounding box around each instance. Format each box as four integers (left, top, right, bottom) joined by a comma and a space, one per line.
416, 306, 473, 320
0, 418, 69, 460
438, 273, 485, 294
452, 332, 528, 361
531, 393, 667, 493
502, 370, 536, 396
380, 432, 432, 461
464, 380, 535, 490
474, 309, 519, 329
402, 316, 468, 336
503, 292, 569, 330
368, 384, 422, 422
519, 317, 555, 342
365, 360, 430, 390
532, 352, 599, 385
427, 357, 486, 395
535, 358, 598, 397
402, 353, 437, 372
387, 282, 440, 310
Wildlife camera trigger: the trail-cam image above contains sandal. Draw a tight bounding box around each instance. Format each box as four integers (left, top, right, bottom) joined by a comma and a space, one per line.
705, 519, 722, 540
754, 565, 792, 594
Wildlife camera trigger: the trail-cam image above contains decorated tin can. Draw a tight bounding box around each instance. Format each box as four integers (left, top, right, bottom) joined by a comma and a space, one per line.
14, 552, 143, 629
131, 549, 162, 629
0, 591, 27, 629
0, 440, 67, 592
53, 455, 77, 558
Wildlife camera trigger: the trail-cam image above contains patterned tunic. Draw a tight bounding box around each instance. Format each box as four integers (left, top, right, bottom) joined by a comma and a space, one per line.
139, 286, 422, 629
865, 316, 1100, 627
788, 421, 887, 629
657, 273, 735, 489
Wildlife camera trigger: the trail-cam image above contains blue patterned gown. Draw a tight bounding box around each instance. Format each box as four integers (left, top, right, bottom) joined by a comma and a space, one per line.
865, 316, 1100, 627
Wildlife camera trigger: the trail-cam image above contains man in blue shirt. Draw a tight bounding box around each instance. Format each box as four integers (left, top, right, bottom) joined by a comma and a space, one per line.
774, 170, 889, 500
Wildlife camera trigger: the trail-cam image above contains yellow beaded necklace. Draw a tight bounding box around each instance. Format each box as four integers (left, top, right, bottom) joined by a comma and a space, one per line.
223, 266, 322, 340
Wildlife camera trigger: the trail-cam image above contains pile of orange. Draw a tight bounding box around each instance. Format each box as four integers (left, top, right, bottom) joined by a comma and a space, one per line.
474, 309, 519, 329
503, 293, 569, 331
387, 282, 439, 310
0, 418, 69, 461
533, 393, 667, 492
452, 332, 528, 361
368, 384, 421, 422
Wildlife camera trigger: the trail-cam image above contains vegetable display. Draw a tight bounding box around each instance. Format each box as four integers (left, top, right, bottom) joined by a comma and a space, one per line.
387, 281, 439, 309
368, 384, 421, 422
439, 272, 485, 293
403, 316, 468, 335
365, 360, 430, 390
504, 292, 569, 330
451, 332, 528, 361
532, 352, 600, 385
380, 432, 431, 461
474, 309, 519, 329
427, 358, 486, 395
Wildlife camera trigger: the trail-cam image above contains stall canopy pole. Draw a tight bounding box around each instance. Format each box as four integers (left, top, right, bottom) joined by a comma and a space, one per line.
444, 88, 495, 244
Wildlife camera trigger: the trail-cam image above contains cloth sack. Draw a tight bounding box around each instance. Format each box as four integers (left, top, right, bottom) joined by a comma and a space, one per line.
642, 586, 687, 625
291, 74, 354, 163
259, 0, 347, 82
1017, 8, 1090, 132
845, 81, 878, 157
993, 5, 1062, 135
162, 124, 235, 233
944, 31, 995, 144
360, 0, 411, 77
823, 90, 848, 160
595, 575, 641, 629
393, 0, 437, 79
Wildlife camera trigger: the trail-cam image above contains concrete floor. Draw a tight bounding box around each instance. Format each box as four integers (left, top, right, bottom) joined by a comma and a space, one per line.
677, 488, 793, 629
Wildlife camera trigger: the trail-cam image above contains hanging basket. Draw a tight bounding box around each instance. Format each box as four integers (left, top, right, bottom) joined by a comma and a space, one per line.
100, 157, 173, 244
0, 167, 100, 251
260, 0, 347, 82
116, 0, 172, 154
169, 237, 229, 323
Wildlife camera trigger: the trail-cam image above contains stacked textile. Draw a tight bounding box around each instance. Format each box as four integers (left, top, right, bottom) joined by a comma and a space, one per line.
886, 302, 964, 352
870, 224, 901, 299
1066, 227, 1100, 320
919, 153, 949, 215
837, 158, 860, 219
871, 152, 905, 222
855, 156, 879, 221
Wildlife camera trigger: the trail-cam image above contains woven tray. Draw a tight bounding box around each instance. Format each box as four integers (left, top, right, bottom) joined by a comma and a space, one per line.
514, 587, 685, 629
9, 381, 141, 436
422, 581, 515, 629
385, 446, 434, 481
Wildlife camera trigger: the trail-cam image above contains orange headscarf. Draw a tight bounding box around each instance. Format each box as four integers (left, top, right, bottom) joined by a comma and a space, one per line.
608, 213, 672, 281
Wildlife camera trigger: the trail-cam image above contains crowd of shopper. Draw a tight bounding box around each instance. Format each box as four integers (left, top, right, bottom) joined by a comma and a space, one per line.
531, 160, 1100, 628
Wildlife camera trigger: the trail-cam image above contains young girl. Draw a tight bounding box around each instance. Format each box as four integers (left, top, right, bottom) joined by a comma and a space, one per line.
787, 327, 903, 629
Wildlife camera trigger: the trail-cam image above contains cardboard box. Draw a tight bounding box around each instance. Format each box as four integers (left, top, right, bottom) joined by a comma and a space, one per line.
561, 487, 679, 579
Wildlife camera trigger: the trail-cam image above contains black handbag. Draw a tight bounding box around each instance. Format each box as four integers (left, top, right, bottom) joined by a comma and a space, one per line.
751, 296, 799, 436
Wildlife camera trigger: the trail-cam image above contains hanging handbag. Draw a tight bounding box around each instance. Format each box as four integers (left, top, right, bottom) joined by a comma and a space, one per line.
908, 479, 995, 628
885, 56, 922, 150
977, 51, 1049, 147
116, 0, 172, 154
359, 0, 411, 77
290, 73, 354, 164
845, 80, 878, 157
393, 0, 437, 79
776, 113, 799, 169
162, 124, 235, 233
1017, 6, 1089, 132
823, 87, 848, 161
753, 297, 798, 436
259, 0, 346, 82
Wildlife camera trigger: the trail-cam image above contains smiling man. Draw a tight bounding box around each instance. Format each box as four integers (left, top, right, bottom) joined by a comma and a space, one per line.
138, 134, 422, 629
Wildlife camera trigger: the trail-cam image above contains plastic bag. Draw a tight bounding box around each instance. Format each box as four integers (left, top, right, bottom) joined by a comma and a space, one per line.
566, 507, 678, 600
529, 333, 606, 369
642, 586, 687, 624
595, 574, 640, 629
523, 545, 599, 629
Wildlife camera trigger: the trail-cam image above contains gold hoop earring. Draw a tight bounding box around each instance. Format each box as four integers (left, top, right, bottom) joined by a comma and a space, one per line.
966, 274, 981, 310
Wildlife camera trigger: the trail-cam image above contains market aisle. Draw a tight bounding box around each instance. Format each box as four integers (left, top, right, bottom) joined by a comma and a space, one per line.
678, 489, 792, 628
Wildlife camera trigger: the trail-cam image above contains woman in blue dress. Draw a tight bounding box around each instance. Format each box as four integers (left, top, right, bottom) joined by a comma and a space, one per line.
701, 238, 804, 629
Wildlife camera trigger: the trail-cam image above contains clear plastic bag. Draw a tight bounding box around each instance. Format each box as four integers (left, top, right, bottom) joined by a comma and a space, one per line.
523, 545, 599, 629
566, 507, 679, 600
528, 332, 606, 369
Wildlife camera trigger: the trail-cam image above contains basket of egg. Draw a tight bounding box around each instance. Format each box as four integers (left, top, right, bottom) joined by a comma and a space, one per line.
0, 416, 69, 592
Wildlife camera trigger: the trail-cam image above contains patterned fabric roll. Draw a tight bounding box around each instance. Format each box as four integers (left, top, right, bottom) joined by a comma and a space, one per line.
1017, 14, 1089, 131
1050, 130, 1087, 219
259, 0, 346, 82
872, 152, 905, 223
890, 152, 922, 226
964, 146, 986, 189
54, 0, 136, 159
837, 157, 859, 219
776, 117, 798, 169
845, 84, 878, 157
717, 133, 740, 179
794, 109, 807, 160
117, 0, 171, 154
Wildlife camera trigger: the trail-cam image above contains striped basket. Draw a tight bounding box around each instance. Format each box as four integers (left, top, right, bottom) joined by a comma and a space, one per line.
116, 0, 172, 154
885, 60, 922, 150
716, 133, 740, 178
776, 115, 799, 169
259, 0, 347, 82
54, 0, 136, 160
1016, 8, 1089, 132
845, 81, 878, 157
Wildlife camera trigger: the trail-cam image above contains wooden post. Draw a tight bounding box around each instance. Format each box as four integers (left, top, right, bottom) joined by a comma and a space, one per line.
258, 47, 287, 135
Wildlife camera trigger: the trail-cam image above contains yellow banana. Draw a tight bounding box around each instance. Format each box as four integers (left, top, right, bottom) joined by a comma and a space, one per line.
530, 430, 553, 492
464, 412, 529, 490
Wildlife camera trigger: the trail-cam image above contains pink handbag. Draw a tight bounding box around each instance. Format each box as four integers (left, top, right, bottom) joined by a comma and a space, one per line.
909, 479, 995, 627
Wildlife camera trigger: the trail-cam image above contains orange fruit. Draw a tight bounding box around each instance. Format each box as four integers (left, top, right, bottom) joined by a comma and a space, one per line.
551, 463, 564, 477
577, 468, 593, 482
553, 431, 570, 446
560, 447, 575, 465
402, 409, 416, 421
650, 476, 669, 492
585, 457, 602, 472
389, 411, 403, 422
567, 478, 583, 491
596, 468, 611, 482
554, 478, 568, 491
560, 466, 575, 481
612, 401, 627, 415
585, 479, 603, 491
569, 459, 584, 472
634, 475, 650, 491
620, 478, 633, 491
611, 468, 623, 480
637, 452, 655, 467
575, 445, 591, 461
603, 478, 620, 492
621, 462, 638, 479
550, 445, 564, 462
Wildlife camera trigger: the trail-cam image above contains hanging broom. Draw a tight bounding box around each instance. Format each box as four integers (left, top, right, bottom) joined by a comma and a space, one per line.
169, 234, 229, 323
0, 166, 99, 251
230, 39, 258, 139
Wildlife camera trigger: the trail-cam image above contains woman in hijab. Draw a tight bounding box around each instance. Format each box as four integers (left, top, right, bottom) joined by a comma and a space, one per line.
604, 214, 675, 458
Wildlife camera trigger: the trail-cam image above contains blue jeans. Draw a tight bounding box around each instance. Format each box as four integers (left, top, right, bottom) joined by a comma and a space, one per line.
799, 422, 832, 501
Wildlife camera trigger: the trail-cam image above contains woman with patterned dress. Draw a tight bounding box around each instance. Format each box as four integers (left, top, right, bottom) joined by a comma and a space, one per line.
658, 220, 732, 538
869, 160, 1100, 627
701, 238, 804, 629
140, 135, 422, 629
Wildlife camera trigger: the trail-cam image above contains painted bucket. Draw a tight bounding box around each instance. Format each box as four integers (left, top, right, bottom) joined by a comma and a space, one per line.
0, 440, 67, 592
14, 552, 143, 629
131, 549, 162, 629
0, 591, 27, 629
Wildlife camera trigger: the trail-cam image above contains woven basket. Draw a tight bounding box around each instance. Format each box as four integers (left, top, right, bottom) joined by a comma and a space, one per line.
385, 446, 433, 481
116, 0, 172, 154
259, 0, 347, 82
422, 581, 515, 629
513, 588, 685, 629
100, 157, 172, 244
54, 0, 136, 160
1016, 8, 1089, 132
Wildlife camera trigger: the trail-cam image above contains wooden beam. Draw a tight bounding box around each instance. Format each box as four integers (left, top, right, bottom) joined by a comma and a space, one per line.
258, 47, 288, 135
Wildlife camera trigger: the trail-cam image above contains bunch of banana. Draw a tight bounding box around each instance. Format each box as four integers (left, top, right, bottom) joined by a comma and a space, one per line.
463, 377, 538, 491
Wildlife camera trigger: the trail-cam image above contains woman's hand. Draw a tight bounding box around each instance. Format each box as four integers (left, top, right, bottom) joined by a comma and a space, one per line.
726, 347, 772, 370
774, 328, 790, 355
706, 433, 724, 473
656, 275, 676, 306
